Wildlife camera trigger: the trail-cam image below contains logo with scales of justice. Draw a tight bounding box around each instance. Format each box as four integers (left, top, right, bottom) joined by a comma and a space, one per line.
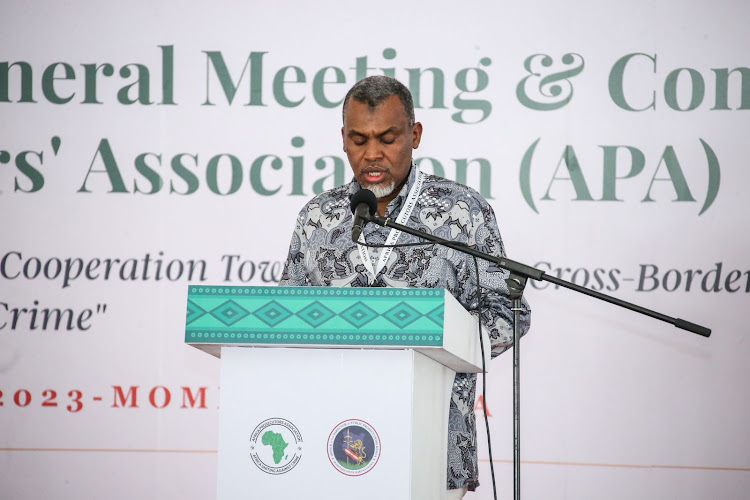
327, 419, 381, 476
249, 418, 303, 475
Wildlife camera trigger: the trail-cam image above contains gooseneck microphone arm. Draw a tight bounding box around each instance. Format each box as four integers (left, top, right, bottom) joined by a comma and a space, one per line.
351, 203, 371, 242
365, 212, 711, 337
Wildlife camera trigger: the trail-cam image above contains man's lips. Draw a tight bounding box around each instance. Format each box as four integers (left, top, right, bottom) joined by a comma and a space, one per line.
361, 168, 389, 184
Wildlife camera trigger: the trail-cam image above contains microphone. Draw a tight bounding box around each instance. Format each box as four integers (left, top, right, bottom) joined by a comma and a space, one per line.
350, 189, 378, 242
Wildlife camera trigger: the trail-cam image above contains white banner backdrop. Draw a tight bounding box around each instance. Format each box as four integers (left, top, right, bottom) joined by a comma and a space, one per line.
1, 1, 748, 499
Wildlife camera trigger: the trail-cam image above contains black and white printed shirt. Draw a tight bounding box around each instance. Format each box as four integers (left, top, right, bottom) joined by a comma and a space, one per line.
279, 164, 531, 491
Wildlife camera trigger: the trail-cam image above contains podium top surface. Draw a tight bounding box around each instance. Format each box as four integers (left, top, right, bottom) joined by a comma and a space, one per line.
185, 285, 488, 373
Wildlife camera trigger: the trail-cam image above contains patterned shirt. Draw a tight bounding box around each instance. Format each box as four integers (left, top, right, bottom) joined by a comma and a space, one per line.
279, 164, 531, 490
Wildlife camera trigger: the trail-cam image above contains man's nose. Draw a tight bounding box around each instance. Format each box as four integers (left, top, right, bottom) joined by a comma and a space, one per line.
363, 141, 383, 162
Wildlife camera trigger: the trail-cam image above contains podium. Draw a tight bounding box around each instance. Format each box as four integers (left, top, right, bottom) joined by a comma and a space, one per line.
185, 285, 488, 500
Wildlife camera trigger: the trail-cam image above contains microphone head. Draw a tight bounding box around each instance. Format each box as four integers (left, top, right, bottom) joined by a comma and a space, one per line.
350, 189, 378, 216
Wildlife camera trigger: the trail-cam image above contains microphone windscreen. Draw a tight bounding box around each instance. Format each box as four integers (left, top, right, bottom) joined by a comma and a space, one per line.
349, 189, 378, 216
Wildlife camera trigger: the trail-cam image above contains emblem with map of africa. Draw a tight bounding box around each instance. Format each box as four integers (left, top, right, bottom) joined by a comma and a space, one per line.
328, 419, 381, 476
249, 418, 303, 474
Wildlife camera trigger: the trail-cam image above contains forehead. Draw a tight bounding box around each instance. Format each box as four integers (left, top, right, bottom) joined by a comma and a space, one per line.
343, 95, 409, 131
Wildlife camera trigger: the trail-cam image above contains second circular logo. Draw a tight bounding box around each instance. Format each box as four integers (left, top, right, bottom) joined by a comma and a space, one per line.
327, 419, 381, 476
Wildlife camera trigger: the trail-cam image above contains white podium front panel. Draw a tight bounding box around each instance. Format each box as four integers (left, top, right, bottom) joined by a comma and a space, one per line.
217, 346, 454, 500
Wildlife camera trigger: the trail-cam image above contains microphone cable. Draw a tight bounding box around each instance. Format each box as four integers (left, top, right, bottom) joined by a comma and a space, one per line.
472, 255, 498, 500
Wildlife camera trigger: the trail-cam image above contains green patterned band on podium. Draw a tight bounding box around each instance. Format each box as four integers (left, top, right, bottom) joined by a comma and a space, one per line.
185, 286, 446, 347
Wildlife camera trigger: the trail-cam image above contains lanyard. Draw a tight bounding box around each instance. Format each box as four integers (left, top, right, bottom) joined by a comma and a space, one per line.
356, 168, 426, 279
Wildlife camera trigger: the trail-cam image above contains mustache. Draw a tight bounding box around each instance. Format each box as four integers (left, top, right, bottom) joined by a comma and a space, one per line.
361, 165, 390, 172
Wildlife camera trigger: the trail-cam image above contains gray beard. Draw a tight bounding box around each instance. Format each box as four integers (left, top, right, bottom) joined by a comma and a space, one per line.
368, 181, 396, 199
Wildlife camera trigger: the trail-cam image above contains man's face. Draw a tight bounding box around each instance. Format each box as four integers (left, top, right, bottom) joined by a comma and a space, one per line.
342, 95, 422, 207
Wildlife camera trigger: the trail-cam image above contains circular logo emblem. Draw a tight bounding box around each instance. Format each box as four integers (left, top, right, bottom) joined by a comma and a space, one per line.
249, 418, 303, 474
327, 419, 381, 476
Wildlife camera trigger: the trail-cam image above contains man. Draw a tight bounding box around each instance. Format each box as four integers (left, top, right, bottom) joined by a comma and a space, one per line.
279, 75, 531, 498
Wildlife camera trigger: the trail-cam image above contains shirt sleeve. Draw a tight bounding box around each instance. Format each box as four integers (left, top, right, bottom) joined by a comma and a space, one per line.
278, 206, 311, 287
459, 198, 531, 358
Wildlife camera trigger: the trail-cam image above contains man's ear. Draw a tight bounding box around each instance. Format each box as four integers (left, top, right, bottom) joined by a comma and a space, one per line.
341, 126, 346, 152
412, 122, 423, 149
